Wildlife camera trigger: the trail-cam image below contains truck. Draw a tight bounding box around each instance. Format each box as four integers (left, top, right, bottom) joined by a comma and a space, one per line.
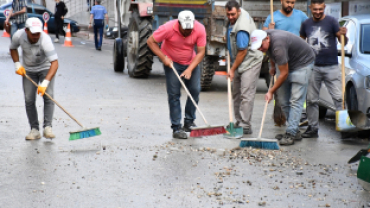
112, 0, 278, 90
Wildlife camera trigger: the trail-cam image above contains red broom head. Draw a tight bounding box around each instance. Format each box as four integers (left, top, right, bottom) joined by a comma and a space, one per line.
190, 126, 227, 137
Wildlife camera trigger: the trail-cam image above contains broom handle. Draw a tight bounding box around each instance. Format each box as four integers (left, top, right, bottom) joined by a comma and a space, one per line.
170, 65, 209, 125
258, 77, 274, 138
24, 74, 84, 128
270, 0, 274, 23
227, 52, 233, 122
341, 35, 345, 110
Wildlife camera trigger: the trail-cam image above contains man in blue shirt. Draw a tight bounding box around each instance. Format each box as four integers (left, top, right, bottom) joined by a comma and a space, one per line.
262, 0, 308, 36
226, 0, 263, 134
89, 0, 109, 50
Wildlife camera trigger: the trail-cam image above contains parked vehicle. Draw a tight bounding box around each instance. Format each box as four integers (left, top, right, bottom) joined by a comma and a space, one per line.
0, 2, 79, 34
113, 0, 271, 90
319, 14, 370, 118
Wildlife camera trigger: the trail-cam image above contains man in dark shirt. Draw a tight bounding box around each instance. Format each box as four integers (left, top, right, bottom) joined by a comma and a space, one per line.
300, 0, 347, 138
251, 29, 315, 146
54, 0, 68, 43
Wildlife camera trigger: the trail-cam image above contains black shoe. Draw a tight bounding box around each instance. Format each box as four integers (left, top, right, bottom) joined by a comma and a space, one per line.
302, 126, 318, 138
97, 47, 101, 51
173, 129, 187, 139
243, 127, 253, 134
183, 122, 196, 132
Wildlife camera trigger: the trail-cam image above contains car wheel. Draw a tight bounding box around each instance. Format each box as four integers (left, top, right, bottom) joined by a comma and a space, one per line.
318, 106, 327, 119
113, 38, 125, 72
347, 86, 358, 111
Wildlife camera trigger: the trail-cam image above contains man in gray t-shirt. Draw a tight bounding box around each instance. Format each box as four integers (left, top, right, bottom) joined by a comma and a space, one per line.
251, 29, 315, 146
10, 18, 59, 140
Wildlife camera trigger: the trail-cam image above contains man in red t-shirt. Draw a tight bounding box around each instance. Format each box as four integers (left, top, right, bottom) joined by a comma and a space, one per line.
147, 10, 206, 139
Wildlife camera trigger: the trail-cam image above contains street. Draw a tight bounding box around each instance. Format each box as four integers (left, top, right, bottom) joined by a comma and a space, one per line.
0, 32, 369, 208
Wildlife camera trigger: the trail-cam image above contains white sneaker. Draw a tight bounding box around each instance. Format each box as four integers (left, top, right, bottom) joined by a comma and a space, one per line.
43, 126, 55, 139
25, 128, 41, 140
54, 38, 59, 43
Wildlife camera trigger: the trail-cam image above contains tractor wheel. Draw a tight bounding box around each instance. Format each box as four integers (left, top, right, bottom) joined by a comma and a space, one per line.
113, 38, 125, 72
127, 9, 153, 78
200, 56, 218, 91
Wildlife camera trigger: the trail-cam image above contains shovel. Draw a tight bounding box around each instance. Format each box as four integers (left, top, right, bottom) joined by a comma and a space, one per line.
223, 51, 243, 139
335, 35, 357, 132
348, 143, 370, 164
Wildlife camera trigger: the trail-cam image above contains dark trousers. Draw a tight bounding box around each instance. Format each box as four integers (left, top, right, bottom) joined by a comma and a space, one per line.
93, 19, 104, 49
164, 62, 201, 130
55, 16, 65, 39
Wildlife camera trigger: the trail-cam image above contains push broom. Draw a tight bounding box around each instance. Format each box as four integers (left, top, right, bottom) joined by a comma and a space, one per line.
224, 51, 243, 139
239, 78, 279, 150
24, 74, 101, 140
170, 65, 227, 137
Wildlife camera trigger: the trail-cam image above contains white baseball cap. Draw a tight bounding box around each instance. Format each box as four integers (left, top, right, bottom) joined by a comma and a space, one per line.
25, 18, 43, 33
178, 10, 195, 29
250, 30, 268, 50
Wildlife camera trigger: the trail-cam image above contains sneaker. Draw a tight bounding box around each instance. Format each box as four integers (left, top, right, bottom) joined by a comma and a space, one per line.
279, 133, 295, 146
173, 129, 187, 139
25, 128, 41, 140
293, 131, 302, 140
302, 126, 319, 138
43, 126, 56, 139
183, 122, 197, 132
54, 38, 59, 43
243, 127, 253, 134
275, 134, 284, 140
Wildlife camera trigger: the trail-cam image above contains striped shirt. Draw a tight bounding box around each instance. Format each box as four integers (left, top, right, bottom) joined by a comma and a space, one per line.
10, 30, 58, 72
11, 0, 28, 24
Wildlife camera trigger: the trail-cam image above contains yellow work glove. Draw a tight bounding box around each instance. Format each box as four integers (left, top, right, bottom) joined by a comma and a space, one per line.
14, 62, 26, 76
37, 80, 50, 96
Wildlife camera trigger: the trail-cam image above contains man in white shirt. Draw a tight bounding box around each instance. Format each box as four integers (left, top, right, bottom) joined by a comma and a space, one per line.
10, 17, 59, 140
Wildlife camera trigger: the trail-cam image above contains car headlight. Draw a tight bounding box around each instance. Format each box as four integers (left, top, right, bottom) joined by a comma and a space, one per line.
147, 6, 153, 14
113, 27, 118, 32
74, 23, 78, 26
365, 76, 370, 89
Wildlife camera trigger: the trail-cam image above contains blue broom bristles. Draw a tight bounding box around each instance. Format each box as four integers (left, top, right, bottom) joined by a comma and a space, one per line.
69, 128, 101, 141
239, 140, 280, 150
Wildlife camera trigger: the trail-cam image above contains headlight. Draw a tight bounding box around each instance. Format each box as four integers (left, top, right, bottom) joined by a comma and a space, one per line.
113, 27, 118, 32
147, 6, 153, 14
74, 23, 78, 26
365, 76, 370, 89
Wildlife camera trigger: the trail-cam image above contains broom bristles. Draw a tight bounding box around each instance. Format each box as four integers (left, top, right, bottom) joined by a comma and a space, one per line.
239, 139, 280, 150
190, 126, 227, 137
69, 127, 101, 141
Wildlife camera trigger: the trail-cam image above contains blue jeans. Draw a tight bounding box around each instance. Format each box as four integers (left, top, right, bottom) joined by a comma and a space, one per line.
278, 62, 314, 135
93, 19, 104, 49
164, 62, 201, 130
10, 22, 25, 40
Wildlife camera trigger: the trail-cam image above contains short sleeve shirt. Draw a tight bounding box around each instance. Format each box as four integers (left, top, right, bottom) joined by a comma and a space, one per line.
152, 20, 206, 65
90, 5, 107, 20
227, 25, 250, 62
300, 15, 340, 66
266, 30, 315, 71
10, 30, 58, 72
11, 0, 28, 24
263, 9, 308, 36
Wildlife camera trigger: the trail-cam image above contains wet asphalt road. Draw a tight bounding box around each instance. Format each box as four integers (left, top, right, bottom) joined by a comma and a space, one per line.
0, 32, 369, 208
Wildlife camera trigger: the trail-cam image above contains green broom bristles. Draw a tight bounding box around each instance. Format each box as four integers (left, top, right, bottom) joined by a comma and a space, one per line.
69, 127, 101, 141
239, 138, 280, 150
